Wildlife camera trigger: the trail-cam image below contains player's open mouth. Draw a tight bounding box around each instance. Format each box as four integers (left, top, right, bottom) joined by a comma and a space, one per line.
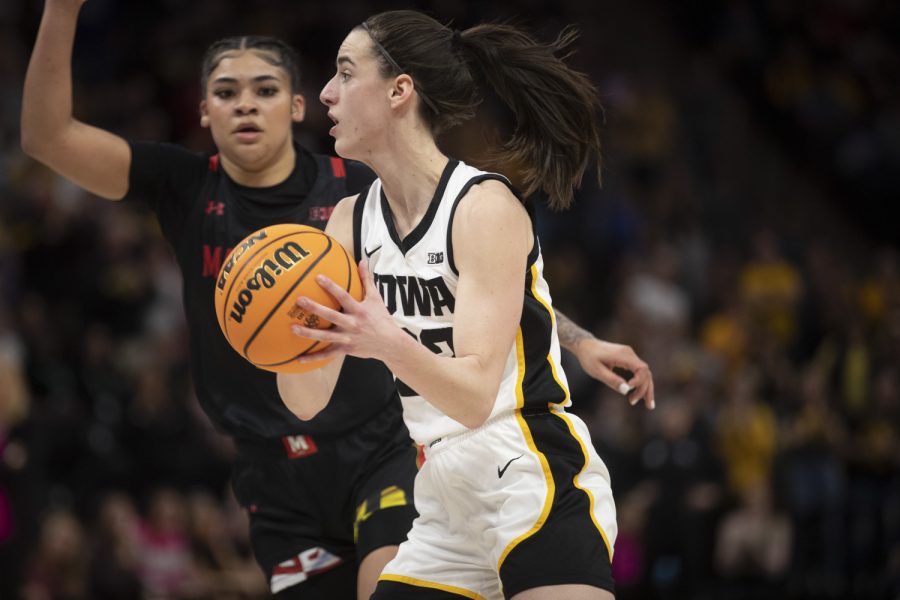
234, 124, 263, 142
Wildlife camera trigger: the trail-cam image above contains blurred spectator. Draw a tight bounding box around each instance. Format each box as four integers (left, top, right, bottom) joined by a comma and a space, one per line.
0, 325, 29, 431
715, 368, 777, 497
715, 480, 792, 599
739, 228, 803, 349
611, 483, 656, 600
89, 491, 142, 600
20, 507, 88, 600
640, 395, 724, 599
136, 487, 196, 598
187, 490, 268, 599
780, 364, 847, 598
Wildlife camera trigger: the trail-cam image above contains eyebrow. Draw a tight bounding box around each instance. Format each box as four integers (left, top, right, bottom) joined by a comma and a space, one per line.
337, 56, 355, 67
212, 74, 281, 85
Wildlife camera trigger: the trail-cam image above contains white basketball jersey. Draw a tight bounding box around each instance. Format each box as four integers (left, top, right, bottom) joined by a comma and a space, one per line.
353, 160, 571, 445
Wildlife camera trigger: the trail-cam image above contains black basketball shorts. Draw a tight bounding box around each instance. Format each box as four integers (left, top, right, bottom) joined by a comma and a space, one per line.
232, 400, 418, 596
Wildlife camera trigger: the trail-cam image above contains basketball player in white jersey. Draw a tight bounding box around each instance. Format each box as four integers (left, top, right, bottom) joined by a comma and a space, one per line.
278, 10, 655, 599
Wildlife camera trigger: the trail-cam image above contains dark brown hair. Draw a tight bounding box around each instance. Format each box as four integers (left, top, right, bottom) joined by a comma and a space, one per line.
360, 11, 603, 210
200, 36, 302, 94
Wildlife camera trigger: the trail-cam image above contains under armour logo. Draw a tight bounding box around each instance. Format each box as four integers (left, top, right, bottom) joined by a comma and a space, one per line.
205, 200, 225, 216
427, 252, 444, 264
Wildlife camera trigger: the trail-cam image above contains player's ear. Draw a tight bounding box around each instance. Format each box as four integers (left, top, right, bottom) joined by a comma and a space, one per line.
291, 94, 306, 123
199, 100, 210, 128
389, 74, 415, 109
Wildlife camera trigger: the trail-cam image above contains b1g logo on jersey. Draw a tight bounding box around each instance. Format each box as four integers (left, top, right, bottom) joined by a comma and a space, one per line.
427, 252, 444, 264
308, 206, 335, 222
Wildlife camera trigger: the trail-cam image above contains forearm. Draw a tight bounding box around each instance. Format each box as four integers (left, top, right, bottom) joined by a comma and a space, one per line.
381, 328, 498, 429
555, 309, 594, 352
276, 356, 345, 420
21, 1, 81, 156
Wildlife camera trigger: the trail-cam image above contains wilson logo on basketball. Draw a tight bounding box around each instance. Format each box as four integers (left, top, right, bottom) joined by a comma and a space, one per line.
228, 241, 311, 324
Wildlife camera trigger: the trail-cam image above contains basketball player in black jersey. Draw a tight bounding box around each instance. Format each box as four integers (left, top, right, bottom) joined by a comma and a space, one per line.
21, 1, 412, 597
20, 2, 642, 598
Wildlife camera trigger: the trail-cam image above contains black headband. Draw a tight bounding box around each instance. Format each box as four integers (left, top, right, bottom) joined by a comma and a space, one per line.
360, 22, 440, 116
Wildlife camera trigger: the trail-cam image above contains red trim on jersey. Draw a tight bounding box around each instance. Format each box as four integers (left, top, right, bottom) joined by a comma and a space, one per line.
330, 157, 346, 178
208, 154, 220, 172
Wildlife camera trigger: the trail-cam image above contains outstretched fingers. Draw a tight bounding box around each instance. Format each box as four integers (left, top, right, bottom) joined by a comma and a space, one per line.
626, 363, 655, 410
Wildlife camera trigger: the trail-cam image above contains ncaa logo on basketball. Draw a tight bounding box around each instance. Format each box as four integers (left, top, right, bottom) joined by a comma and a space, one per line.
228, 240, 311, 324
216, 229, 269, 291
427, 252, 444, 264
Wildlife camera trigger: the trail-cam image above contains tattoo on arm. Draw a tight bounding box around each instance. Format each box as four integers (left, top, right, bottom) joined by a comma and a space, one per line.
555, 310, 593, 352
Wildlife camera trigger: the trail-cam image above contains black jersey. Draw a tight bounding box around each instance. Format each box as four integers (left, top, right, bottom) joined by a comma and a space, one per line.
124, 141, 395, 439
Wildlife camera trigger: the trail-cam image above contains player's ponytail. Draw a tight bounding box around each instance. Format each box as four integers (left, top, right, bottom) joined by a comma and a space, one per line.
361, 11, 603, 210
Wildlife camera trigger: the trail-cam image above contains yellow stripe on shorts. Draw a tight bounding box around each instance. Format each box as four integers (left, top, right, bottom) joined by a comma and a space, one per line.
354, 485, 409, 542
378, 574, 488, 599
553, 410, 614, 559
496, 327, 555, 570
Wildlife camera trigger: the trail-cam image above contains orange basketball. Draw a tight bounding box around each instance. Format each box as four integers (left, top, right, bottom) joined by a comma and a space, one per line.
214, 223, 362, 374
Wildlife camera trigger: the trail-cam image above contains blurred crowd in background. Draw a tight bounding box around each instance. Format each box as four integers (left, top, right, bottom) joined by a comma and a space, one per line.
0, 1, 898, 599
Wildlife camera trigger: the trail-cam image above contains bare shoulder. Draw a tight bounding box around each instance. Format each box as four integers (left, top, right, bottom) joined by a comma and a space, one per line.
456, 178, 529, 226
324, 194, 359, 255
453, 179, 532, 262
330, 194, 358, 221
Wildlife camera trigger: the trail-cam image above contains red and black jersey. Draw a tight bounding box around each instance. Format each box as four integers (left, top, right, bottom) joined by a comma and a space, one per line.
124, 141, 393, 439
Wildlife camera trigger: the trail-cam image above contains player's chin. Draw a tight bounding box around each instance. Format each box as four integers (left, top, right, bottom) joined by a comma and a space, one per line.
219, 143, 268, 169
332, 137, 359, 161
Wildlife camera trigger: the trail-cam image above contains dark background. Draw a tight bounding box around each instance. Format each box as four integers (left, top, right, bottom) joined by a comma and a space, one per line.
1, 1, 898, 599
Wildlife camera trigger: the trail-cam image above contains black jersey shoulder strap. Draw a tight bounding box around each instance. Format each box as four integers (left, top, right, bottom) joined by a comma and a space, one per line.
446, 174, 517, 276
352, 184, 373, 263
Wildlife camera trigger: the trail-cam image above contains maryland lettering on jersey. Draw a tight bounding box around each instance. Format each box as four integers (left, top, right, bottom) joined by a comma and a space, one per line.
203, 244, 231, 278
374, 273, 455, 317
